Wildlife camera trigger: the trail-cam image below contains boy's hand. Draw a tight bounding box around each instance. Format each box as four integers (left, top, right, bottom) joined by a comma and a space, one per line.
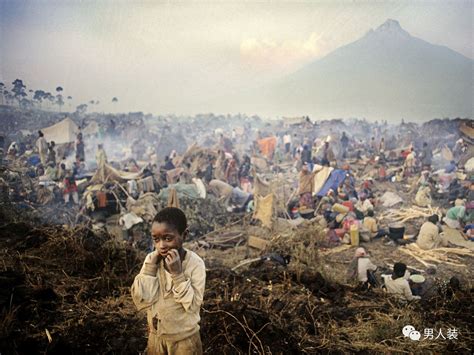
150, 251, 163, 265
165, 249, 182, 275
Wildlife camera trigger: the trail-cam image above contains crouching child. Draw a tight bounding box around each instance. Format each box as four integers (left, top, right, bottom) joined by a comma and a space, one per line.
347, 247, 378, 290
131, 207, 206, 355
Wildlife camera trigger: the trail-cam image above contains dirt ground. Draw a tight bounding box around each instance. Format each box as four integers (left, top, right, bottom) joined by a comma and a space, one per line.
1, 200, 473, 354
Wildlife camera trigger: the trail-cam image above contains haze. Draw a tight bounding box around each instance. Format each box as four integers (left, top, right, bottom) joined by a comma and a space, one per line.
1, 0, 472, 118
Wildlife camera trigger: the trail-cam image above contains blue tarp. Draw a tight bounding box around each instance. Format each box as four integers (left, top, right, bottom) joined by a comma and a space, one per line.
27, 155, 41, 166
316, 169, 353, 197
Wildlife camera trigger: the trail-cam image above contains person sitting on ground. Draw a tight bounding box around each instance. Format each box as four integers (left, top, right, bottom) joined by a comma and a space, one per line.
43, 162, 57, 181
383, 262, 421, 301
36, 163, 45, 178
417, 214, 448, 250
443, 200, 472, 229
131, 207, 206, 355
354, 192, 373, 218
362, 210, 387, 240
56, 162, 67, 181
347, 247, 378, 289
230, 187, 253, 212
337, 175, 357, 201
392, 168, 404, 182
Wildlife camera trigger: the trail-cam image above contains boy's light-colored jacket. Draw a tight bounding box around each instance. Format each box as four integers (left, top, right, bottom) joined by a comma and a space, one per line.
131, 249, 206, 341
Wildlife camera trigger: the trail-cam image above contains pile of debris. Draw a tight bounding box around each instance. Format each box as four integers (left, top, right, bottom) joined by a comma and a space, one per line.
0, 203, 147, 354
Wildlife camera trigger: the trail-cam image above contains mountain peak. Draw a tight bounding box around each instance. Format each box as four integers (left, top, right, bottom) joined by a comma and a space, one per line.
373, 19, 410, 37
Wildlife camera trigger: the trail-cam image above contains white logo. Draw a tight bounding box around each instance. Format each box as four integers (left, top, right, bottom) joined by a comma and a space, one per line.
402, 325, 420, 341
402, 325, 415, 337
402, 325, 458, 341
409, 330, 421, 341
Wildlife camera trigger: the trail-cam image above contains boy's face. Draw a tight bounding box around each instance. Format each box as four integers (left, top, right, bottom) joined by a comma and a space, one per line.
151, 222, 184, 257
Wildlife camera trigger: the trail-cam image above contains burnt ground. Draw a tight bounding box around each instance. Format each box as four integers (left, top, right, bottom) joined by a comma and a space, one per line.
1, 200, 473, 354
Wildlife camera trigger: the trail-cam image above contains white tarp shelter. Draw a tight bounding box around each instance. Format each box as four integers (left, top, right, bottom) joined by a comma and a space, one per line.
42, 117, 79, 145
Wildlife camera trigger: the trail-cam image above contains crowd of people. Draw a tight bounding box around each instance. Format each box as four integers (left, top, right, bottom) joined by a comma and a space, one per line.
1, 113, 472, 305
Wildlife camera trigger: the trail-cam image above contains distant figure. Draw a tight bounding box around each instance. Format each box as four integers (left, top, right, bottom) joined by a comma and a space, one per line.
404, 147, 416, 176
96, 144, 108, 181
7, 142, 19, 159
322, 141, 335, 166
36, 131, 48, 165
96, 144, 108, 167
420, 142, 433, 169
347, 247, 377, 288
76, 132, 85, 161
340, 132, 349, 158
63, 170, 79, 204
225, 159, 239, 187
383, 262, 421, 301
283, 132, 292, 154
208, 179, 233, 206
47, 141, 56, 165
379, 137, 385, 153
417, 214, 448, 250
301, 145, 312, 166
162, 156, 175, 171
203, 156, 215, 184
297, 163, 317, 209
443, 200, 473, 229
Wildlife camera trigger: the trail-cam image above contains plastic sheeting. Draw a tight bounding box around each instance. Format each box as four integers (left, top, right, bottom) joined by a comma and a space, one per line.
41, 118, 78, 145
257, 136, 277, 159
316, 169, 350, 197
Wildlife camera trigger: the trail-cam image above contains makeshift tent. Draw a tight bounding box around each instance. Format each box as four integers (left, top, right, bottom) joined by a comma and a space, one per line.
316, 169, 351, 197
312, 166, 333, 196
253, 194, 274, 229
41, 117, 78, 145
459, 122, 474, 140
257, 136, 277, 159
158, 184, 201, 201
90, 163, 142, 184
167, 188, 180, 208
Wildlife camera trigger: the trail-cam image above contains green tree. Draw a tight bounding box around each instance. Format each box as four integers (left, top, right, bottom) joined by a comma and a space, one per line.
11, 79, 27, 107
33, 90, 46, 108
76, 104, 88, 115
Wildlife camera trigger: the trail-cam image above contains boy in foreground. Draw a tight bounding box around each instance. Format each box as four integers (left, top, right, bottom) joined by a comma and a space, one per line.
131, 207, 206, 355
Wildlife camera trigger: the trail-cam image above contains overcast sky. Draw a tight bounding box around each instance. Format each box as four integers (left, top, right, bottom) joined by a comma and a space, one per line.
1, 0, 472, 116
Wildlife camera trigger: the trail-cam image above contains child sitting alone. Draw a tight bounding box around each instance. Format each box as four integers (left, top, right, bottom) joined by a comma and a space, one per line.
131, 207, 206, 355
347, 247, 378, 289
